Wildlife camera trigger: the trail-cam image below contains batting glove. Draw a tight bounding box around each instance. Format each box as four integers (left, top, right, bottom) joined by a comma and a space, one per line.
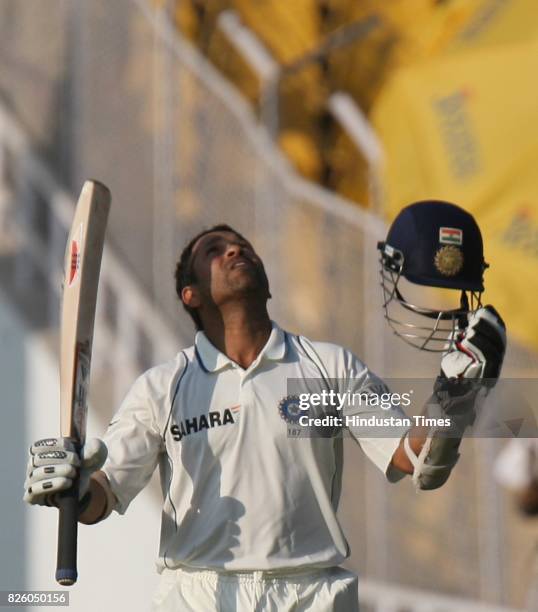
440, 305, 506, 386
24, 438, 107, 507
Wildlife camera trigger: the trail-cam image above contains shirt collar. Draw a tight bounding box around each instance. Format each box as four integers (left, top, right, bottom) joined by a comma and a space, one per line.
194, 321, 287, 373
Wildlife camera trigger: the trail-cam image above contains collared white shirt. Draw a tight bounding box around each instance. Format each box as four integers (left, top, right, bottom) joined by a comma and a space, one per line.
103, 323, 409, 572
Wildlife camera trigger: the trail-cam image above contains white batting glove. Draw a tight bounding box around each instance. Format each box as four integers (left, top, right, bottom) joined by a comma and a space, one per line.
441, 305, 506, 386
24, 438, 107, 507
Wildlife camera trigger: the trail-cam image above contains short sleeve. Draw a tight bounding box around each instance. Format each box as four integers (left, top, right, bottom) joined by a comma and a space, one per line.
303, 340, 411, 480
342, 366, 410, 478
102, 372, 165, 514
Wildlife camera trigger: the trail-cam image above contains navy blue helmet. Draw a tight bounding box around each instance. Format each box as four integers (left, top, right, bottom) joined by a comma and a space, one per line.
380, 200, 486, 291
378, 200, 487, 351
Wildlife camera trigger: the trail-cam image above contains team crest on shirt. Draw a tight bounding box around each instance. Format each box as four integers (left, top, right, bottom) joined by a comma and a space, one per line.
278, 395, 305, 424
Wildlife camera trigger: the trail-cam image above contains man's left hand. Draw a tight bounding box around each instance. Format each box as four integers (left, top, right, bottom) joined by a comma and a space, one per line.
441, 305, 506, 386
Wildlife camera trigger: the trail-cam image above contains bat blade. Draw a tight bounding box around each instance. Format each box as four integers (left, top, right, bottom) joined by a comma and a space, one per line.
56, 180, 111, 586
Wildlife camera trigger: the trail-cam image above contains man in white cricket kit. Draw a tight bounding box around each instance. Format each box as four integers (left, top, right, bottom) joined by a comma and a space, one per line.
25, 205, 506, 610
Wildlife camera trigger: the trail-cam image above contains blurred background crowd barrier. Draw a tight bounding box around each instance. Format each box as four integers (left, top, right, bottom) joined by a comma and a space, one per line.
0, 0, 536, 609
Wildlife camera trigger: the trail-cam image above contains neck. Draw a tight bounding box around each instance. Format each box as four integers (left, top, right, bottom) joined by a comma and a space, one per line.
201, 301, 272, 369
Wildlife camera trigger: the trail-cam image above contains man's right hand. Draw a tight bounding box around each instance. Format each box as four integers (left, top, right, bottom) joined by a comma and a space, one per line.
24, 438, 107, 507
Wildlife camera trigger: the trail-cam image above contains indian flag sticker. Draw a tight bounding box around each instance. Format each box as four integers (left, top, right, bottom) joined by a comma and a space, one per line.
439, 227, 463, 245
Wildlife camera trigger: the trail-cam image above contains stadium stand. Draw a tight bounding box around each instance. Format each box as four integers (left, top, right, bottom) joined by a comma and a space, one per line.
168, 0, 496, 206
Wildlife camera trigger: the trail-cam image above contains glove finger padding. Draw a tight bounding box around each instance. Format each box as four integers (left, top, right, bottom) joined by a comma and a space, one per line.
31, 449, 80, 469
25, 464, 77, 488
24, 437, 107, 506
459, 305, 506, 380
30, 437, 80, 468
23, 476, 73, 506
442, 305, 506, 385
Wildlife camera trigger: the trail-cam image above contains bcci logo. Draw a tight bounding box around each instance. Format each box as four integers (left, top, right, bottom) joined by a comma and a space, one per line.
434, 245, 464, 276
278, 395, 305, 424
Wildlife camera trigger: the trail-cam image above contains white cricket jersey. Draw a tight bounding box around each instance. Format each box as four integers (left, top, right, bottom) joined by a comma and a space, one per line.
102, 322, 410, 572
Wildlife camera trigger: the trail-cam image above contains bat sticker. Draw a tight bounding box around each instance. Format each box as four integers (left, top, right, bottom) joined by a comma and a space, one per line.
73, 341, 91, 443
68, 223, 84, 288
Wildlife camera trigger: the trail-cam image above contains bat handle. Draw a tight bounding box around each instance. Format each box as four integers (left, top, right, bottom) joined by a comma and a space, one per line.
55, 471, 80, 585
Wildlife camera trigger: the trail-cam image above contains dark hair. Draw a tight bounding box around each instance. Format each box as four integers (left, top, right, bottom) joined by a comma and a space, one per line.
174, 224, 248, 330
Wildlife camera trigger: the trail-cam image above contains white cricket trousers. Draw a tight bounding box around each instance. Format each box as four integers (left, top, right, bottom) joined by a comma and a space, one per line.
151, 566, 359, 611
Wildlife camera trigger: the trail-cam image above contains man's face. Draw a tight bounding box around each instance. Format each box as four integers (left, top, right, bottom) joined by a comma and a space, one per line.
185, 230, 270, 310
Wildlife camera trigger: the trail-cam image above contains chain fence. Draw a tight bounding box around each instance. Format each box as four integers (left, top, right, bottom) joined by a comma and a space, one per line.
0, 1, 536, 608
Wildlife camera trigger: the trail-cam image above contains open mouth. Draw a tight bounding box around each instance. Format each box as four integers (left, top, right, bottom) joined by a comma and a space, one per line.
230, 258, 252, 270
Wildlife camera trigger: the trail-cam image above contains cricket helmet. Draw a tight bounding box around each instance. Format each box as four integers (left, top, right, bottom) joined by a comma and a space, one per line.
377, 200, 488, 351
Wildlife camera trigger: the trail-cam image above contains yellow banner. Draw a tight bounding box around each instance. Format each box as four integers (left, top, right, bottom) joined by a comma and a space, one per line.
477, 146, 538, 350
446, 0, 538, 51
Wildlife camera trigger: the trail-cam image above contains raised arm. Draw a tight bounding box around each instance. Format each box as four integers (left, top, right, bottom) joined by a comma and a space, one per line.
391, 306, 506, 489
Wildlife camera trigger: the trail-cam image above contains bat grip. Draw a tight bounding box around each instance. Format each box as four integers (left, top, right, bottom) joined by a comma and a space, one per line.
56, 457, 80, 586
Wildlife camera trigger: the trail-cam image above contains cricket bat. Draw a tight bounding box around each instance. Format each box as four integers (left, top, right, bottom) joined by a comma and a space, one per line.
56, 180, 111, 586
